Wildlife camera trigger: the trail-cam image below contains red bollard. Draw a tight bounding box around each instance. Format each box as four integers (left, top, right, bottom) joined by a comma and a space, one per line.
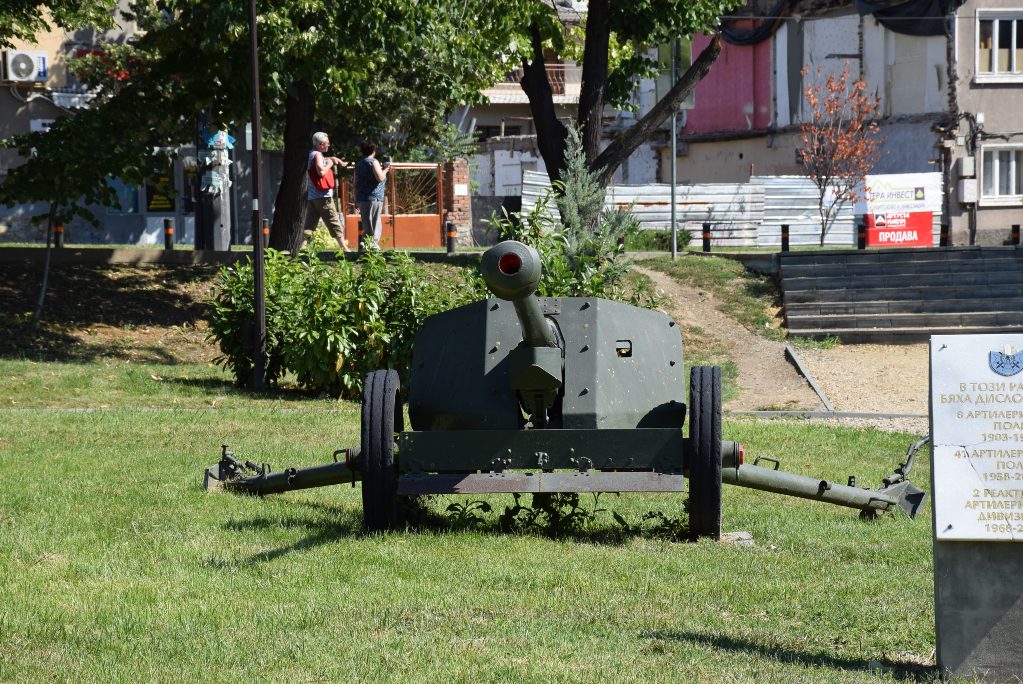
54, 224, 64, 249
163, 218, 174, 250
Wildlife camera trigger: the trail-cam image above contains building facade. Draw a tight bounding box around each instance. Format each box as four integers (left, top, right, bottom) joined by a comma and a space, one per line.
944, 0, 1023, 244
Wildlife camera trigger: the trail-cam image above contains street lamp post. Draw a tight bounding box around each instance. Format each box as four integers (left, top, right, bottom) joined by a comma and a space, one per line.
248, 0, 266, 390
670, 37, 679, 261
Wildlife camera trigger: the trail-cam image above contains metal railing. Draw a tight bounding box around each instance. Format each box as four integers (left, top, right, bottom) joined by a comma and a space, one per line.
484, 64, 582, 97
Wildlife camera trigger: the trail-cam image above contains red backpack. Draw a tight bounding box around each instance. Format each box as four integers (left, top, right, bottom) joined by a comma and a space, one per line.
308, 153, 335, 191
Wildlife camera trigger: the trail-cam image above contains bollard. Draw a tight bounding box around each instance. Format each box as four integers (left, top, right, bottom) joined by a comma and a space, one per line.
53, 224, 64, 249
1013, 224, 1020, 246
940, 222, 949, 247
446, 221, 457, 254
781, 224, 789, 252
262, 218, 270, 248
702, 223, 711, 252
163, 218, 174, 250
857, 219, 866, 250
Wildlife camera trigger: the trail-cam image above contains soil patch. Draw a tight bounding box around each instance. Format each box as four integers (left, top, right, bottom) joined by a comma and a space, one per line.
634, 265, 821, 412
0, 261, 219, 364
634, 263, 930, 433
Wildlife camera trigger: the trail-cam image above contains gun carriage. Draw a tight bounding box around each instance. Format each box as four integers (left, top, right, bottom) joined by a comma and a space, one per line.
206, 240, 926, 538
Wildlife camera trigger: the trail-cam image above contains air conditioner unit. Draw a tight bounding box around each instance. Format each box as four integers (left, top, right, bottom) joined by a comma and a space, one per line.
4, 50, 48, 83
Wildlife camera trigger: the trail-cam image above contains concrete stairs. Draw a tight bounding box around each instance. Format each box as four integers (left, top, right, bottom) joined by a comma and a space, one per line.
780, 246, 1023, 343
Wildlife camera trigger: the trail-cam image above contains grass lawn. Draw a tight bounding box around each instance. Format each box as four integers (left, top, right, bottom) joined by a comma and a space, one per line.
0, 357, 942, 683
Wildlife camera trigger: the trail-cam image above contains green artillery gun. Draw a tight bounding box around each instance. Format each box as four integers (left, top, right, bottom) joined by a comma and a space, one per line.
205, 240, 926, 538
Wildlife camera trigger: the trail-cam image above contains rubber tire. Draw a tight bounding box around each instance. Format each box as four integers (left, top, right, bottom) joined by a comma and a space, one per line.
361, 369, 403, 532
688, 365, 722, 541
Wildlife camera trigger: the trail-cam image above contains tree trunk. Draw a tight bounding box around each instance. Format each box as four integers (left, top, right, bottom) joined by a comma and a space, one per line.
577, 0, 610, 167
269, 79, 315, 253
29, 209, 55, 335
519, 23, 567, 183
591, 37, 722, 187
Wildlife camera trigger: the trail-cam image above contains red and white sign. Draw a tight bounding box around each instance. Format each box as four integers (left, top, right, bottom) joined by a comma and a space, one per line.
864, 211, 933, 247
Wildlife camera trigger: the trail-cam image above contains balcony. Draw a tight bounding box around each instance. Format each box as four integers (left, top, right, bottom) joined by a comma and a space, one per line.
481, 63, 582, 104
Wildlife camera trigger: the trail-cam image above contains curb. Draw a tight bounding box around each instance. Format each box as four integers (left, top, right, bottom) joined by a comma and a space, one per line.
783, 343, 835, 412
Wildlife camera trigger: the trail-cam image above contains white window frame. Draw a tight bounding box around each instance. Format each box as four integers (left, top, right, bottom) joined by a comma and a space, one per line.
979, 144, 1023, 206
975, 10, 1023, 83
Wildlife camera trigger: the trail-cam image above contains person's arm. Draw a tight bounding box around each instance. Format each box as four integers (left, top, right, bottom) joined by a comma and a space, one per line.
312, 151, 330, 178
312, 153, 346, 177
371, 159, 390, 182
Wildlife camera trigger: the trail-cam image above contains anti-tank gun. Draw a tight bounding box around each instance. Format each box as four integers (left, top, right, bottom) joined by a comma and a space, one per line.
205, 240, 926, 537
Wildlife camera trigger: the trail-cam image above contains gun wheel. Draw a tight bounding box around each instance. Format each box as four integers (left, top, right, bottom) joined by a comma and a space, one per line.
361, 369, 403, 532
688, 365, 722, 541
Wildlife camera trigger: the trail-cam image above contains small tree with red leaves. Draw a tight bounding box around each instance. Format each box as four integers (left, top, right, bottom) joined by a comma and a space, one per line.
799, 63, 881, 246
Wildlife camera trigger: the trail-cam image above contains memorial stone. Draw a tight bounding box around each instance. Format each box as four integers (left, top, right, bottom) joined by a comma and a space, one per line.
931, 334, 1023, 681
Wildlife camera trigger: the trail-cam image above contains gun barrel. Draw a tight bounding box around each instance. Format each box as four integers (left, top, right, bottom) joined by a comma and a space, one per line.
481, 240, 557, 348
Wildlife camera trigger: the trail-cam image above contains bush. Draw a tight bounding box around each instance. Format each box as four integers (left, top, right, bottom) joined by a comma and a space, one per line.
486, 125, 654, 306
624, 228, 693, 252
206, 248, 485, 398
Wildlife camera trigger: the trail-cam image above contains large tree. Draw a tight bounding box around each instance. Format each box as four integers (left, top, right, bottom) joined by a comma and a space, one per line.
513, 0, 739, 186
0, 1, 117, 48
1, 0, 514, 251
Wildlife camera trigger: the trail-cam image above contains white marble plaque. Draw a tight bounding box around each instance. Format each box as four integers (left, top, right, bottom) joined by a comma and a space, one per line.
932, 334, 1023, 541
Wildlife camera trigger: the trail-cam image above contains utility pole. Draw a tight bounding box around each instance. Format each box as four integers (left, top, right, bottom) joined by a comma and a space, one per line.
670, 37, 679, 261
248, 0, 266, 390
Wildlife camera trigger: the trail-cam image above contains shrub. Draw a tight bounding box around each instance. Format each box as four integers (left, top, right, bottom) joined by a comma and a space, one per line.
487, 125, 653, 306
206, 248, 485, 398
625, 227, 693, 252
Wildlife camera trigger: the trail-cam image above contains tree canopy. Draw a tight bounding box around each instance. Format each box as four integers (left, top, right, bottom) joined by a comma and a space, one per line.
0, 1, 117, 49
1, 0, 515, 250
510, 0, 739, 185
1, 0, 742, 245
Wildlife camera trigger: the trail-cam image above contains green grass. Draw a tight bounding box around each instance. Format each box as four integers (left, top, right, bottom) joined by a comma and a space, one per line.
0, 358, 330, 409
0, 355, 945, 682
638, 255, 786, 343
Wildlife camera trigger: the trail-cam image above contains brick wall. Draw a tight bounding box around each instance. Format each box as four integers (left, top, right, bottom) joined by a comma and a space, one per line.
443, 158, 472, 243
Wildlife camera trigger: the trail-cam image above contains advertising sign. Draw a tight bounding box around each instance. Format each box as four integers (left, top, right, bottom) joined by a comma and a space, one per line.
864, 211, 933, 247
854, 172, 943, 215
146, 175, 175, 213
854, 172, 941, 249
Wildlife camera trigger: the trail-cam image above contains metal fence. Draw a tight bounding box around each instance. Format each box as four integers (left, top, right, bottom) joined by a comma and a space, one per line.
521, 170, 763, 247
753, 175, 854, 247
521, 171, 948, 248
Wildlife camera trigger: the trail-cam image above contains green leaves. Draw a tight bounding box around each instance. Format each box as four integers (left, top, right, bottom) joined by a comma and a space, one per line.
206, 248, 486, 398
487, 124, 650, 305
0, 0, 117, 49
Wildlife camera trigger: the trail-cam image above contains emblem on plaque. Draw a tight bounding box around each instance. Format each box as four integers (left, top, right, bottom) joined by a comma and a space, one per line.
989, 346, 1023, 377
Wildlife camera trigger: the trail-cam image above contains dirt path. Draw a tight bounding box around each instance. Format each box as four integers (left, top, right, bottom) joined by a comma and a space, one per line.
633, 265, 822, 412
634, 264, 931, 433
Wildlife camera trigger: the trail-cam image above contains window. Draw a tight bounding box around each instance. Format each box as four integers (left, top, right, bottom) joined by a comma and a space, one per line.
655, 39, 695, 109
977, 13, 1023, 80
981, 146, 1023, 203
